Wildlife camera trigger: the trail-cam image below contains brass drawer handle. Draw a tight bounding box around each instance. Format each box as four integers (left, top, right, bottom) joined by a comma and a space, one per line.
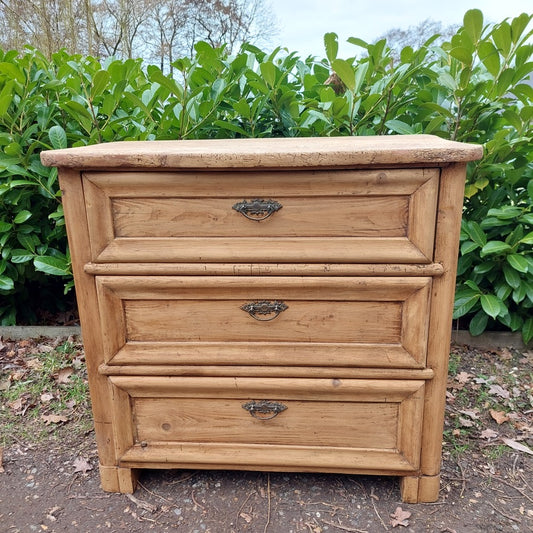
232, 198, 282, 221
242, 400, 287, 420
241, 300, 288, 321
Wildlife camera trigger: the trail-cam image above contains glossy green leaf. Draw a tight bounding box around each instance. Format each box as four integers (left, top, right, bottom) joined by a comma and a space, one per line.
385, 120, 415, 135
260, 61, 276, 88
10, 249, 34, 263
91, 70, 111, 97
478, 41, 500, 76
0, 62, 25, 83
480, 294, 503, 319
33, 255, 70, 276
331, 59, 355, 92
503, 264, 521, 289
49, 125, 67, 149
469, 310, 488, 336
523, 318, 533, 344
324, 33, 338, 63
0, 275, 14, 291
463, 9, 484, 43
453, 293, 480, 318
450, 47, 473, 65
492, 22, 512, 56
465, 221, 487, 247
481, 241, 512, 256
461, 240, 479, 255
521, 231, 533, 244
507, 254, 529, 273
13, 210, 32, 224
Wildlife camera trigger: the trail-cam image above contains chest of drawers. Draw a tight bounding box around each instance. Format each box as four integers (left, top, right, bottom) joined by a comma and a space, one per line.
41, 135, 482, 503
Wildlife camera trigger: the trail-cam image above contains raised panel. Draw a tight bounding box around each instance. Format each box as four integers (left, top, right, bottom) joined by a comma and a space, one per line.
84, 168, 439, 264
110, 376, 425, 472
96, 276, 431, 368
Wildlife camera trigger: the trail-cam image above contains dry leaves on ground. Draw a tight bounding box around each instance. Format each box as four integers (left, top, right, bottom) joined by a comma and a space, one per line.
390, 506, 411, 527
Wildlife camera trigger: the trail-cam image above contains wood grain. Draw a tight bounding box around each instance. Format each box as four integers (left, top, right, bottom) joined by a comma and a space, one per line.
43, 136, 481, 502
40, 135, 483, 169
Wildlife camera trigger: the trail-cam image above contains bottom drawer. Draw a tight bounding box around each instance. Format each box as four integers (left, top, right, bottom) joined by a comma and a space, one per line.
110, 377, 425, 474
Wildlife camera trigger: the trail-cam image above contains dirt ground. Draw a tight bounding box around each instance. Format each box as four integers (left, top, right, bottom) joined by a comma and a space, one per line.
1, 337, 532, 533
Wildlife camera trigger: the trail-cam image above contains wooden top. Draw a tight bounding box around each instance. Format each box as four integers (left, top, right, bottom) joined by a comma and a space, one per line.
40, 135, 482, 170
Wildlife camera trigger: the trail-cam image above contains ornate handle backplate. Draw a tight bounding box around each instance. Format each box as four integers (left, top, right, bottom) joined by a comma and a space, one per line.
232, 198, 282, 221
242, 400, 287, 420
241, 300, 288, 321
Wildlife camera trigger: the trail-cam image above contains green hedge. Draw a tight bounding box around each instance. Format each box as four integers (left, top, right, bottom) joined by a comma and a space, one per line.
0, 10, 532, 342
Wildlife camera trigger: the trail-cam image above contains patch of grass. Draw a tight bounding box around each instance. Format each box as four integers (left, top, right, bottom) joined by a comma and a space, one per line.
0, 338, 90, 446
482, 444, 509, 461
448, 350, 461, 376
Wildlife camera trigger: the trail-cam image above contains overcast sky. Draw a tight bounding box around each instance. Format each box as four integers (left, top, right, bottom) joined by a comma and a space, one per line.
268, 0, 532, 57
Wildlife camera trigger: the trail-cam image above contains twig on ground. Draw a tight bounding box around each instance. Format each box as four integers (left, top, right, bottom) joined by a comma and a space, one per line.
236, 490, 255, 525
191, 490, 205, 511
320, 518, 368, 532
126, 493, 157, 513
167, 471, 198, 484
492, 476, 533, 504
264, 473, 271, 533
488, 502, 521, 524
457, 462, 467, 498
371, 498, 389, 531
137, 480, 175, 505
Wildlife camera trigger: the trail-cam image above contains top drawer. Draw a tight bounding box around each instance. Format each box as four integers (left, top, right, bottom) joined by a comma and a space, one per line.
83, 168, 439, 264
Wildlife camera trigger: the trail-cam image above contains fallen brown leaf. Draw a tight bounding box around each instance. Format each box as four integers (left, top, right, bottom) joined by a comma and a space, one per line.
54, 367, 74, 384
73, 456, 93, 474
490, 409, 509, 425
480, 428, 498, 439
501, 438, 533, 455
390, 506, 411, 527
0, 447, 4, 473
459, 408, 480, 420
40, 392, 54, 403
498, 347, 513, 360
455, 371, 472, 384
488, 384, 510, 399
8, 397, 24, 412
26, 358, 43, 370
459, 417, 475, 428
41, 414, 68, 425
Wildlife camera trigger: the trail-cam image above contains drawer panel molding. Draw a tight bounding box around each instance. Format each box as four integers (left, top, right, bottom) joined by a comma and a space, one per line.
83, 168, 439, 264
96, 276, 432, 369
110, 376, 425, 472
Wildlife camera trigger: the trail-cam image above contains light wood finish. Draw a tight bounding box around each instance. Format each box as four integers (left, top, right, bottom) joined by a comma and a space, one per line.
42, 136, 482, 501
96, 276, 431, 368
98, 364, 435, 379
110, 376, 424, 472
40, 135, 482, 169
84, 262, 445, 277
82, 168, 438, 263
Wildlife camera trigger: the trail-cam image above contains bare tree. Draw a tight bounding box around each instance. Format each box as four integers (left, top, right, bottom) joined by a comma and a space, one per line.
376, 18, 459, 62
0, 0, 87, 56
0, 0, 278, 65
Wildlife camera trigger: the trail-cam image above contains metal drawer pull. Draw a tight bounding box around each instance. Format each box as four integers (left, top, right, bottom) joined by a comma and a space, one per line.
241, 300, 288, 321
242, 400, 287, 420
232, 198, 282, 221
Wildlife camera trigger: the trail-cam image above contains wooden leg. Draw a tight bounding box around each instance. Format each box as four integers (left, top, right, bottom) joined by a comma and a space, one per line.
400, 476, 420, 503
400, 474, 440, 503
417, 474, 440, 503
99, 464, 139, 493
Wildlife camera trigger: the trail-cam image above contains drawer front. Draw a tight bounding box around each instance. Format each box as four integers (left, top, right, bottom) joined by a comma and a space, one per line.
110, 377, 424, 473
84, 168, 439, 263
96, 276, 431, 368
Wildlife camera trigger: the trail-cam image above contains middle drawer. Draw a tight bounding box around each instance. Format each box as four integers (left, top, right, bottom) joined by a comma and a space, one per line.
96, 276, 431, 369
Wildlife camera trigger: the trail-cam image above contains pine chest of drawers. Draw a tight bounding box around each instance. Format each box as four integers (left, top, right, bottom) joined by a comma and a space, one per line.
41, 135, 482, 503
